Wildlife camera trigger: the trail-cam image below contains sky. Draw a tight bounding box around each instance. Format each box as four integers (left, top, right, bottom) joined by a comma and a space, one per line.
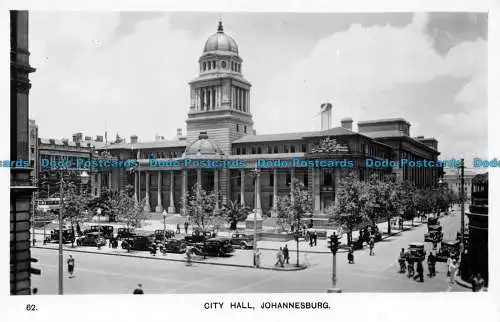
28, 12, 488, 164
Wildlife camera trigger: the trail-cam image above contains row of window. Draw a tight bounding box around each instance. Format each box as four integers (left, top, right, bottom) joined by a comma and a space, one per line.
201, 60, 241, 73
233, 143, 307, 155
141, 151, 182, 159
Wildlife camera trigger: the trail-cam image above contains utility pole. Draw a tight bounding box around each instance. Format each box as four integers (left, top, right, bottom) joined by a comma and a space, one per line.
460, 158, 465, 251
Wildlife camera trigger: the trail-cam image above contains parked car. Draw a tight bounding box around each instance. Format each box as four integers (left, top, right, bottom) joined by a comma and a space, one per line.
83, 225, 114, 239
152, 229, 175, 243
427, 217, 439, 227
199, 238, 234, 257
435, 240, 461, 262
121, 235, 154, 251
45, 228, 75, 244
184, 230, 215, 244
117, 228, 136, 239
76, 232, 106, 247
407, 242, 426, 261
161, 239, 187, 254
424, 229, 443, 242
230, 232, 254, 249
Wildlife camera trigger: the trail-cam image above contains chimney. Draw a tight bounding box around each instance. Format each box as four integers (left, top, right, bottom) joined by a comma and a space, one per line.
176, 128, 182, 137
320, 103, 333, 130
95, 135, 103, 142
130, 135, 138, 144
253, 129, 257, 135
341, 117, 353, 131
72, 132, 83, 143
84, 136, 92, 141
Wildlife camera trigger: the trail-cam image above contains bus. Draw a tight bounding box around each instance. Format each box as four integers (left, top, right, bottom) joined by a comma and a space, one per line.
37, 198, 61, 213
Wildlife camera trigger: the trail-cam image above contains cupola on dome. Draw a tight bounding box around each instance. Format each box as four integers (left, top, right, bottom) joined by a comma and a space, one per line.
203, 21, 239, 55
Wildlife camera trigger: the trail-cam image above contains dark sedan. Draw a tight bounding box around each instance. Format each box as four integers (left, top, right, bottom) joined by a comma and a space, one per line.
199, 238, 234, 257
161, 239, 187, 254
121, 235, 154, 251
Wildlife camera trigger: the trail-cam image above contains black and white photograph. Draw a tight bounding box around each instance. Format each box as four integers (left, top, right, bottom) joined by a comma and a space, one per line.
9, 9, 491, 295
5, 2, 499, 320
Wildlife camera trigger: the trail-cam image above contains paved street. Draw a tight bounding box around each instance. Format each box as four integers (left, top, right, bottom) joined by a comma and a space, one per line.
32, 207, 468, 294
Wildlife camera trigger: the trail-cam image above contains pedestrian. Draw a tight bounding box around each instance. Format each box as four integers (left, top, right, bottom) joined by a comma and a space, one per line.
283, 244, 290, 264
447, 257, 452, 277
176, 223, 181, 234
184, 221, 189, 234
186, 247, 192, 266
427, 252, 436, 277
32, 288, 38, 295
476, 273, 485, 292
449, 259, 458, 284
414, 261, 424, 282
407, 256, 414, 277
67, 255, 75, 278
313, 231, 318, 246
275, 247, 284, 267
369, 237, 375, 256
133, 283, 144, 294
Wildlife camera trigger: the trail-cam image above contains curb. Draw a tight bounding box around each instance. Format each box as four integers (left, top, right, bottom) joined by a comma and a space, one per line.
32, 246, 307, 271
455, 276, 472, 289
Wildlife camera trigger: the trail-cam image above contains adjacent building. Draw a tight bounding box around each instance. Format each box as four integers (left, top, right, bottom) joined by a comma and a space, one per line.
10, 10, 38, 295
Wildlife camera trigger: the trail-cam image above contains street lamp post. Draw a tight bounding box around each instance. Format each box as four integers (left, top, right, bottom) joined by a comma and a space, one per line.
249, 168, 261, 267
162, 210, 167, 245
97, 207, 102, 250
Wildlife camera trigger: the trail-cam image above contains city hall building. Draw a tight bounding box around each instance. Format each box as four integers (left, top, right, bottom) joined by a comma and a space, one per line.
42, 22, 442, 216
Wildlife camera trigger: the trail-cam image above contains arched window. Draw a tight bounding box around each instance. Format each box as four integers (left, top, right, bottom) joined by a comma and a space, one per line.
231, 61, 234, 71
290, 145, 296, 153
203, 62, 206, 70
213, 61, 216, 69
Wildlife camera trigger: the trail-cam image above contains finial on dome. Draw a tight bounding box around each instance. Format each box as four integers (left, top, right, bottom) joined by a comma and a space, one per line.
217, 20, 224, 33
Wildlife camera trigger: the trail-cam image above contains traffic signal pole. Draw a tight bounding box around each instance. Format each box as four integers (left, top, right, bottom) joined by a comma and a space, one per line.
327, 234, 341, 293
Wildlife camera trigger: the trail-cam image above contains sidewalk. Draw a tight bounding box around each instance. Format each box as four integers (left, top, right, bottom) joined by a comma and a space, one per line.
33, 240, 307, 271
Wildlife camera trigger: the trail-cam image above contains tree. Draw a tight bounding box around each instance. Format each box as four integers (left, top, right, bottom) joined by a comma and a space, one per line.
220, 200, 251, 230
61, 182, 90, 246
327, 172, 365, 246
183, 185, 221, 231
87, 188, 116, 222
275, 178, 312, 267
111, 191, 146, 230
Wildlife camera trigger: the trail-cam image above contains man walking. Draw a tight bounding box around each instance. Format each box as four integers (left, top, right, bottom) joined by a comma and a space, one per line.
67, 255, 75, 278
133, 283, 144, 294
176, 223, 181, 234
369, 237, 375, 256
313, 231, 318, 246
449, 259, 458, 284
184, 221, 189, 234
427, 252, 436, 277
414, 261, 424, 282
283, 244, 289, 264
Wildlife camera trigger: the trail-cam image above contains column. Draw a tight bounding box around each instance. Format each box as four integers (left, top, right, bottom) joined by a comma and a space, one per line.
207, 89, 211, 110
313, 168, 321, 214
143, 171, 151, 212
240, 169, 245, 206
168, 171, 176, 213
108, 171, 112, 190
214, 169, 219, 210
271, 168, 278, 217
181, 169, 187, 216
197, 168, 202, 199
97, 173, 102, 197
155, 172, 163, 212
242, 90, 246, 112
212, 88, 216, 110
256, 171, 262, 215
247, 90, 250, 113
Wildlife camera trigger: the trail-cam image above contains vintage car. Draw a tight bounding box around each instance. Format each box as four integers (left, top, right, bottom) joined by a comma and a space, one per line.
424, 227, 443, 242
160, 239, 187, 254
199, 238, 234, 257
45, 228, 75, 244
76, 232, 106, 247
184, 230, 215, 244
407, 242, 426, 262
435, 240, 461, 262
83, 225, 114, 239
151, 229, 175, 243
427, 217, 440, 227
117, 228, 136, 240
360, 225, 382, 242
230, 232, 254, 249
121, 235, 155, 251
